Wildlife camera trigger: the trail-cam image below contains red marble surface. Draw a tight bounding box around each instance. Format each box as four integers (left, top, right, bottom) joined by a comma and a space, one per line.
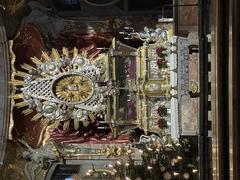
181, 52, 199, 134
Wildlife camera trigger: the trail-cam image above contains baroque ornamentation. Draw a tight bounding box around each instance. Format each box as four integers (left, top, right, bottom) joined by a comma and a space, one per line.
18, 139, 58, 180
119, 26, 168, 43
11, 47, 108, 129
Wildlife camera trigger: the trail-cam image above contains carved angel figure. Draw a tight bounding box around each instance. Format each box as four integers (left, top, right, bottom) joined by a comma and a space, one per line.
138, 27, 168, 42
119, 26, 168, 43
18, 139, 57, 180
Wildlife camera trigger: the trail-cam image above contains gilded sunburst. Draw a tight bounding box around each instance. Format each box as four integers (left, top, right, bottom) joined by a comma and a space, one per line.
53, 74, 94, 103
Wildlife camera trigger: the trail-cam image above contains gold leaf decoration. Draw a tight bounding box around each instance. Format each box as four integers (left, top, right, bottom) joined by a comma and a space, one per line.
30, 56, 41, 65
14, 101, 28, 108
54, 75, 93, 103
9, 79, 25, 86
15, 70, 29, 78
22, 109, 33, 116
42, 51, 51, 61
62, 47, 69, 57
51, 48, 60, 60
20, 63, 36, 71
9, 93, 23, 100
73, 47, 78, 58
31, 113, 42, 121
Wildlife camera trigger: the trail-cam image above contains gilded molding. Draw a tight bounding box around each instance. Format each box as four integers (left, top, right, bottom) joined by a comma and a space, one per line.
8, 40, 16, 140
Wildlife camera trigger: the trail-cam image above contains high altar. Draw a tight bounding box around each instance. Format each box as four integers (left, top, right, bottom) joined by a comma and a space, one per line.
10, 24, 197, 179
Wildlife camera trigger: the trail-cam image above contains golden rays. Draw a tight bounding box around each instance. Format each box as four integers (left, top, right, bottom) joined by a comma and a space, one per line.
31, 113, 43, 121
9, 93, 23, 100
22, 109, 33, 116
30, 56, 42, 65
81, 50, 88, 58
42, 51, 51, 61
9, 79, 24, 86
20, 63, 36, 71
54, 75, 93, 103
73, 47, 79, 58
17, 47, 104, 76
15, 70, 29, 78
62, 47, 69, 57
14, 101, 28, 108
51, 48, 61, 60
30, 47, 103, 71
10, 47, 105, 127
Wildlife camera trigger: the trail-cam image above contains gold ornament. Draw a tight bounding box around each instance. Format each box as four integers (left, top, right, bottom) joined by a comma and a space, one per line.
54, 74, 93, 103
189, 81, 198, 93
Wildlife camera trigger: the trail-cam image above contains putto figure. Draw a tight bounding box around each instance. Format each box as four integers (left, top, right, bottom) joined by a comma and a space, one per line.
18, 139, 58, 180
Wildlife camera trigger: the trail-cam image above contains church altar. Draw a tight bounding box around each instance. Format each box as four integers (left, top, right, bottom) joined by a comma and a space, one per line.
9, 24, 199, 179
10, 26, 197, 146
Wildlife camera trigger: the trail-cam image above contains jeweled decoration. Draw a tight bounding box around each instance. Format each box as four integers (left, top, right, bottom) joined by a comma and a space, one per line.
11, 47, 108, 129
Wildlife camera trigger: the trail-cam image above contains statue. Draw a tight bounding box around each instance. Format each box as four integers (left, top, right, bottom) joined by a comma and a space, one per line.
119, 26, 168, 43
18, 139, 58, 180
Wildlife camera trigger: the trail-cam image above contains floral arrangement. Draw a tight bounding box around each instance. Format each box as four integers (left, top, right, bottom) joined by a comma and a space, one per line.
156, 47, 168, 69
157, 105, 168, 117
157, 118, 168, 129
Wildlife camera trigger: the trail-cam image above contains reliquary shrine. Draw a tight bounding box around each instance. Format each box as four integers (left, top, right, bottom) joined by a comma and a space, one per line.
9, 26, 197, 179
